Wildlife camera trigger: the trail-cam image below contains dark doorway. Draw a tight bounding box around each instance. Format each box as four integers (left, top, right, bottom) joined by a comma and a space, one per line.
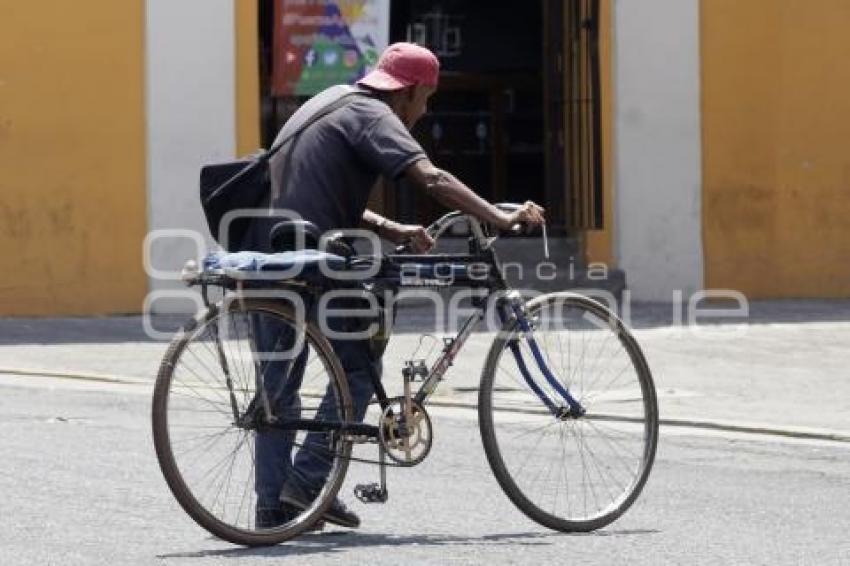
256, 1, 582, 232
387, 1, 551, 230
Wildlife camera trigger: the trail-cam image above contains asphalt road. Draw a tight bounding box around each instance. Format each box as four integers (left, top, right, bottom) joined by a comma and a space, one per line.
3, 300, 850, 436
0, 376, 848, 565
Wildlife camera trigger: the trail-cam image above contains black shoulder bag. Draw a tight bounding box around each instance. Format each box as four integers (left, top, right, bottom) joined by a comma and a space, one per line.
199, 90, 363, 251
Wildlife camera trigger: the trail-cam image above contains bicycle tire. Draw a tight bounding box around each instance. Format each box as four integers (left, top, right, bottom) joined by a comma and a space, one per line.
152, 298, 353, 546
478, 292, 658, 532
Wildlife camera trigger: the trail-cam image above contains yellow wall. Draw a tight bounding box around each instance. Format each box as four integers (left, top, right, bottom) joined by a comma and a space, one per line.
584, 0, 615, 267
235, 0, 261, 155
0, 1, 147, 315
702, 0, 850, 298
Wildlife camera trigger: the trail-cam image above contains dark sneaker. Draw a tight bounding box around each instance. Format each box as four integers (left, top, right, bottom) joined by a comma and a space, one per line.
255, 506, 325, 531
279, 482, 361, 529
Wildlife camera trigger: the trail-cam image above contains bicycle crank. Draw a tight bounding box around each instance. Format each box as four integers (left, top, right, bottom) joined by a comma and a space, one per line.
378, 397, 433, 466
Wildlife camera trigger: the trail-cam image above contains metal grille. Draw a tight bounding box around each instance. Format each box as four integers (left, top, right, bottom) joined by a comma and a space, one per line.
565, 0, 604, 230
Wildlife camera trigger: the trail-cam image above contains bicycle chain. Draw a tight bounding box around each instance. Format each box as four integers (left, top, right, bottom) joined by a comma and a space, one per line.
291, 439, 410, 468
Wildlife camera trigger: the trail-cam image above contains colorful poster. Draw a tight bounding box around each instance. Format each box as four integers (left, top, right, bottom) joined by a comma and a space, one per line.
272, 0, 390, 96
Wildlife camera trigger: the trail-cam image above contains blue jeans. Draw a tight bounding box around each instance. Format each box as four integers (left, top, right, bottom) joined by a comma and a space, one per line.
253, 310, 380, 511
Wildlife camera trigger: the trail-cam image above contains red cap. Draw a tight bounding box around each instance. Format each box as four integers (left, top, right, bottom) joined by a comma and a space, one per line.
357, 42, 440, 91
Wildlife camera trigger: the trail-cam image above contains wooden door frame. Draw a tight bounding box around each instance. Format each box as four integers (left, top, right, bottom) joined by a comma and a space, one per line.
543, 0, 568, 233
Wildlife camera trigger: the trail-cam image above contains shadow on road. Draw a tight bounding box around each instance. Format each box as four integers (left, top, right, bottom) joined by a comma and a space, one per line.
158, 528, 660, 560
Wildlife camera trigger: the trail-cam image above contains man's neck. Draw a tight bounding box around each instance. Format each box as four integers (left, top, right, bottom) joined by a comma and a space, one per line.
360, 86, 407, 125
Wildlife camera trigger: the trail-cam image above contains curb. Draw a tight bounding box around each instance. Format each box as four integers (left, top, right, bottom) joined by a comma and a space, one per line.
652, 416, 850, 444
1, 367, 848, 444
423, 399, 850, 444
0, 367, 148, 386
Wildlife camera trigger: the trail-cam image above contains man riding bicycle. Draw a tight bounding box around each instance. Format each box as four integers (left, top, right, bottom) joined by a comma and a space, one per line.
249, 42, 545, 530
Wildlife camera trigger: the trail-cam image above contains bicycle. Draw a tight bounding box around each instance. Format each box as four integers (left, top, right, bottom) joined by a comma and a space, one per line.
152, 203, 659, 546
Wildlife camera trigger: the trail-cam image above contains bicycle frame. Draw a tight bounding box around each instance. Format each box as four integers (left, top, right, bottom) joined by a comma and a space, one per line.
253, 206, 585, 437
380, 285, 584, 421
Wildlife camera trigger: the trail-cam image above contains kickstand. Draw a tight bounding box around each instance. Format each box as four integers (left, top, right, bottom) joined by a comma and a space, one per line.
353, 443, 389, 503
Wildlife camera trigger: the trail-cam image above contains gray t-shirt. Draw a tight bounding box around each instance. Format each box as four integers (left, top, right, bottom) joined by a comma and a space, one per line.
259, 85, 425, 248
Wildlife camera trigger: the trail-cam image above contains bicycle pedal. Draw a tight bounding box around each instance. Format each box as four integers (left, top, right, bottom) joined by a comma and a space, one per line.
353, 483, 388, 504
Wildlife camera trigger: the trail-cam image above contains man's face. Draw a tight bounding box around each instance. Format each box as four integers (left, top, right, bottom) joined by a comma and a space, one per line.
402, 84, 437, 129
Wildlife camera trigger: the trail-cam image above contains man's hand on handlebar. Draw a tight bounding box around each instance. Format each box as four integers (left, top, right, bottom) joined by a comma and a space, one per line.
389, 223, 435, 253
363, 209, 435, 253
498, 201, 546, 231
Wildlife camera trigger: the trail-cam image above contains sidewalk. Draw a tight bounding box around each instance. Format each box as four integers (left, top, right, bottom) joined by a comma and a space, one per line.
1, 300, 849, 439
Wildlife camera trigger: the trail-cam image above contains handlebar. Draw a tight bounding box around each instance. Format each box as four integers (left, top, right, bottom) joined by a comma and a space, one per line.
393, 203, 534, 254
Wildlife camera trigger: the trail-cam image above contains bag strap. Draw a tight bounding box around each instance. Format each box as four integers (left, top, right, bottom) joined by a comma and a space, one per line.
265, 87, 364, 160
203, 87, 365, 205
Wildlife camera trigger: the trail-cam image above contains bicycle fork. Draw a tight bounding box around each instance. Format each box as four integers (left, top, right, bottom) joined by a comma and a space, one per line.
500, 292, 585, 419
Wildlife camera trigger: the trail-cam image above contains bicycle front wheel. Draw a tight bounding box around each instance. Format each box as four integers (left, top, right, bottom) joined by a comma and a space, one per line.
152, 298, 352, 546
479, 292, 658, 532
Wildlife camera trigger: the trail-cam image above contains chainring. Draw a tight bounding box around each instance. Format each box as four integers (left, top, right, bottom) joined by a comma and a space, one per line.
378, 397, 433, 466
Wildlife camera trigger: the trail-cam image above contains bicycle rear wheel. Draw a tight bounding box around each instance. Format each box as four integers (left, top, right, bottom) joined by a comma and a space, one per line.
152, 298, 352, 546
479, 292, 658, 532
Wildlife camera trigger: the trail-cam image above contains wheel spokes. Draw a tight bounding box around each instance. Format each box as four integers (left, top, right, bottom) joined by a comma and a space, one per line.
486, 298, 655, 527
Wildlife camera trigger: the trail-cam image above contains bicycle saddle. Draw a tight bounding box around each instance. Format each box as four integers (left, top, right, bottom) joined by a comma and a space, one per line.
270, 220, 322, 252
270, 220, 355, 258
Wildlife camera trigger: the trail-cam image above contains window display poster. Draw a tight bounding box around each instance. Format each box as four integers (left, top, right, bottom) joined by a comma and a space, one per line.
272, 0, 390, 96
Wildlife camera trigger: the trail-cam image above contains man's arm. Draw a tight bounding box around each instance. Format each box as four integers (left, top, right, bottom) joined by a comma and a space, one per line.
403, 159, 544, 229
361, 159, 543, 252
